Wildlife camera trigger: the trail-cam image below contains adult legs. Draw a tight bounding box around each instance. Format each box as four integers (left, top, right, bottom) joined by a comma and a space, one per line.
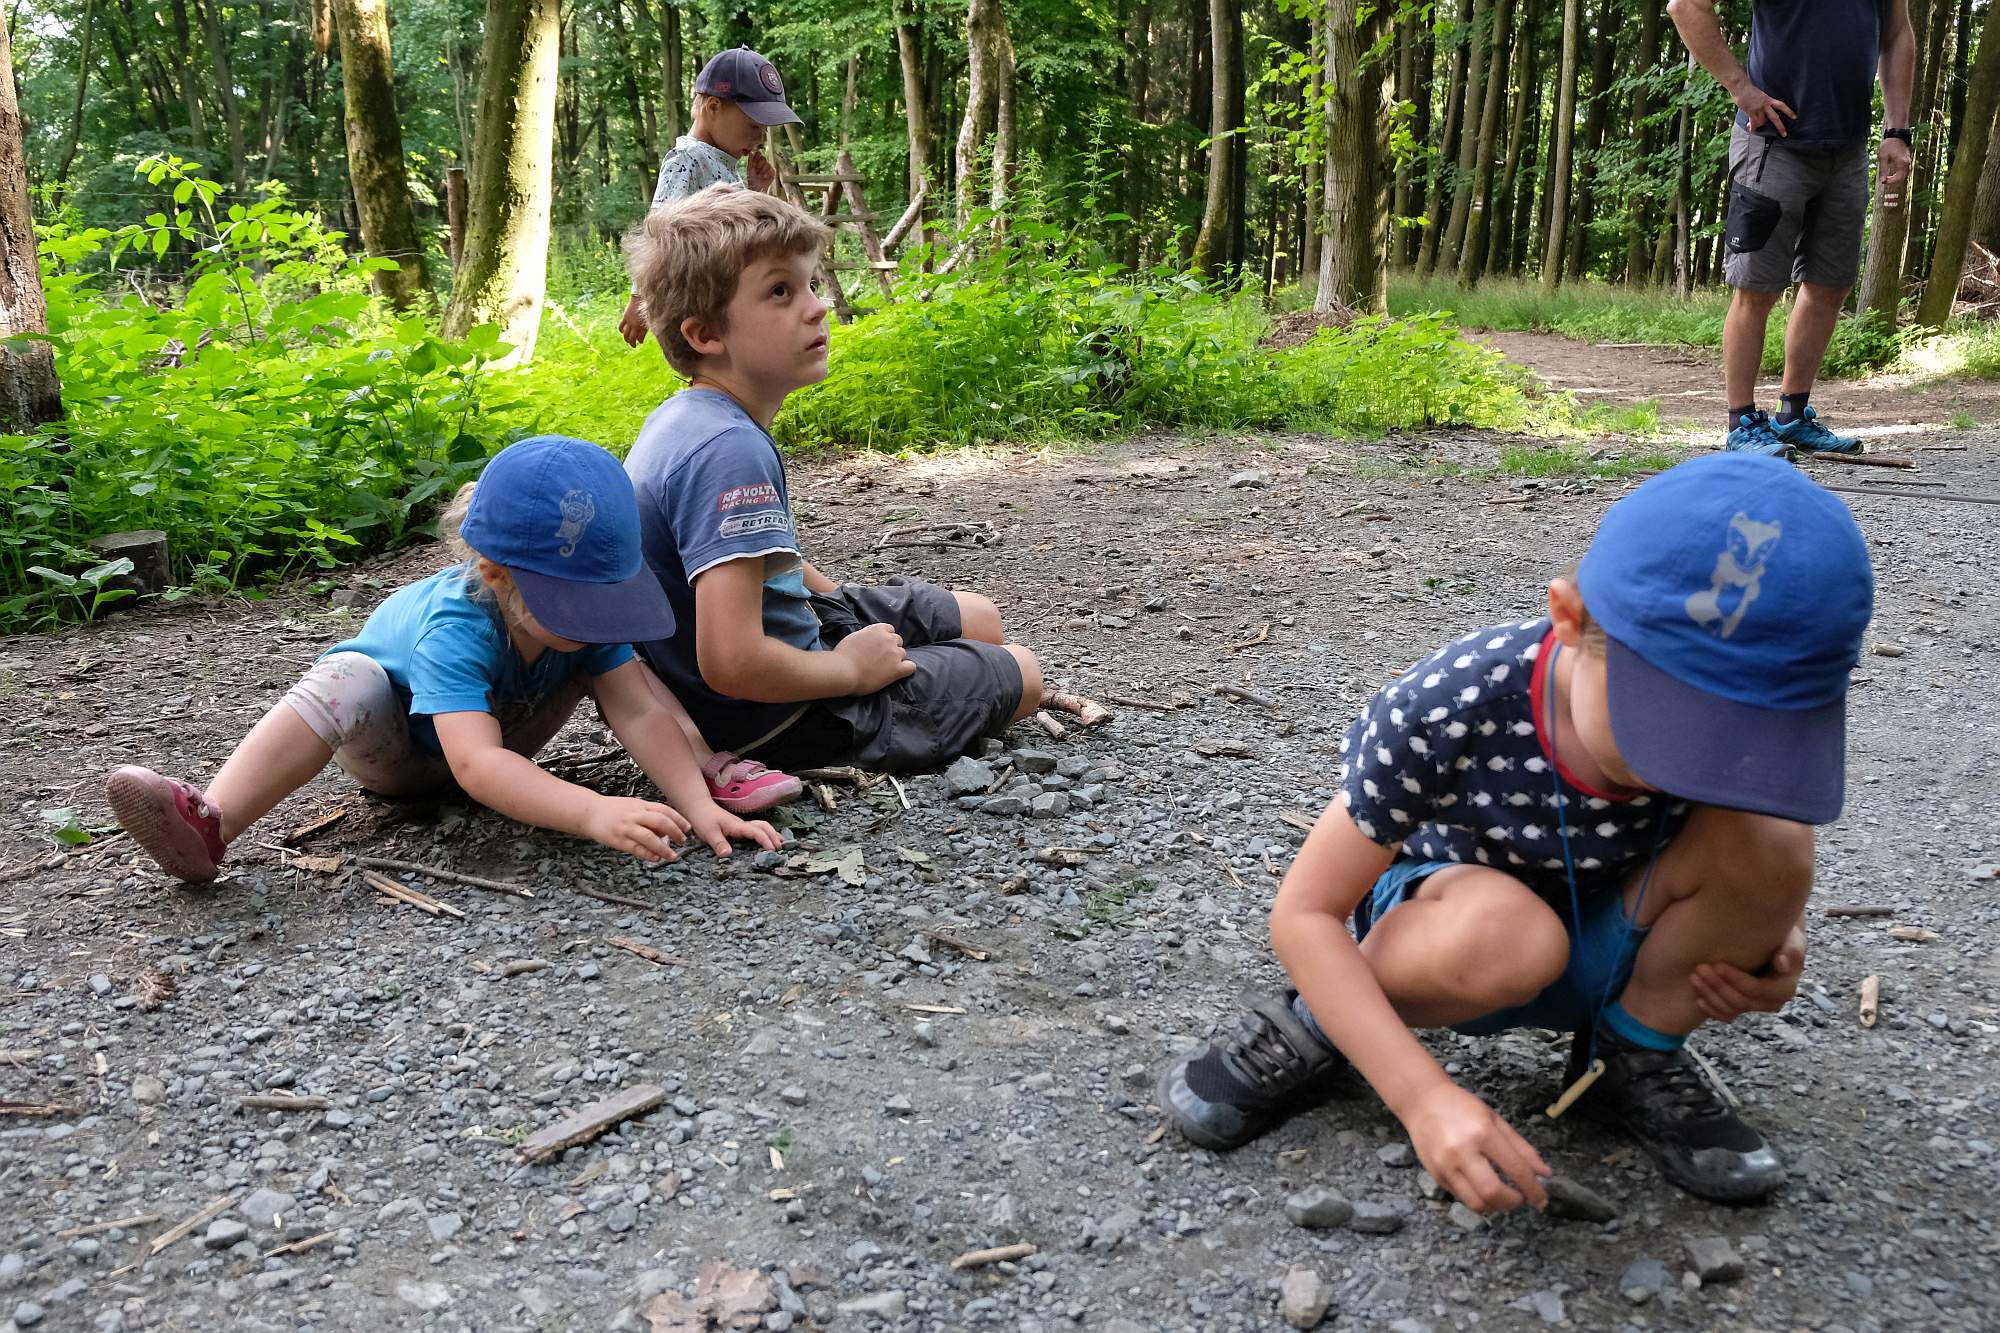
1723, 286, 1785, 411
1779, 281, 1853, 401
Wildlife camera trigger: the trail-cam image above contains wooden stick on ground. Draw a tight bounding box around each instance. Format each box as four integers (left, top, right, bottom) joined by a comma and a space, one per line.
922, 929, 989, 962
1032, 711, 1066, 739
1796, 451, 1917, 470
356, 856, 535, 898
1100, 693, 1176, 713
1860, 974, 1880, 1027
56, 1214, 160, 1240
1229, 623, 1272, 651
282, 807, 348, 845
575, 885, 657, 912
608, 936, 683, 967
951, 1242, 1036, 1270
149, 1193, 241, 1256
1824, 903, 1893, 918
238, 1095, 330, 1113
0, 1101, 78, 1119
363, 870, 466, 920
1043, 691, 1113, 727
1213, 683, 1279, 709
1685, 1042, 1741, 1109
516, 1085, 667, 1164
264, 1229, 339, 1259
1278, 811, 1318, 834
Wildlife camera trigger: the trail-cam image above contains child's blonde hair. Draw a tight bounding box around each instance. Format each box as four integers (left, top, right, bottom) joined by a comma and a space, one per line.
437, 480, 528, 625
625, 184, 829, 376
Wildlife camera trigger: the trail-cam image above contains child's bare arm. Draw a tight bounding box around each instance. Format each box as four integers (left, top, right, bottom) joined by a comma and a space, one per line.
433, 710, 689, 861
800, 560, 839, 595
1271, 800, 1550, 1213
695, 557, 912, 702
591, 660, 782, 856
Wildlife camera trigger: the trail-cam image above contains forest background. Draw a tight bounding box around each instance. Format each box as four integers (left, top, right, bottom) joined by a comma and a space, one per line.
1, 0, 1996, 629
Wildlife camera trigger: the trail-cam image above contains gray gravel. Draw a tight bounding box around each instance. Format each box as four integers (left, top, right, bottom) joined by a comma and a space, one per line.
0, 426, 1996, 1331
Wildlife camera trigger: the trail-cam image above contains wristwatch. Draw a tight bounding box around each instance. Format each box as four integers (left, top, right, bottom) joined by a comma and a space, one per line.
1883, 127, 1914, 144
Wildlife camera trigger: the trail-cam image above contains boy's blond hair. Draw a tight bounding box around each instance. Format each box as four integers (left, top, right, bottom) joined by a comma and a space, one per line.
626, 184, 829, 376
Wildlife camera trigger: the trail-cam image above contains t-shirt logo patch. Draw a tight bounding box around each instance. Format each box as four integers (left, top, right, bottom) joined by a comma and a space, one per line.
719, 511, 790, 538
556, 489, 597, 558
759, 65, 785, 95
1685, 512, 1782, 639
717, 482, 780, 511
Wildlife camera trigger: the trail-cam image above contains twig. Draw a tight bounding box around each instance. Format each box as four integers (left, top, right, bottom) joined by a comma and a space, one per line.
238, 1095, 330, 1112
56, 1214, 160, 1240
922, 929, 989, 962
904, 1003, 965, 1015
0, 849, 67, 884
1213, 683, 1279, 709
363, 870, 466, 919
0, 1101, 77, 1118
951, 1242, 1036, 1270
608, 935, 683, 967
1820, 482, 2000, 507
264, 1229, 338, 1258
516, 1085, 667, 1164
795, 766, 875, 787
1278, 811, 1318, 834
1032, 711, 1066, 739
149, 1193, 240, 1256
812, 782, 838, 813
873, 538, 992, 552
1228, 623, 1272, 651
1860, 974, 1880, 1027
1101, 693, 1177, 712
888, 774, 911, 810
356, 856, 535, 898
575, 885, 657, 912
282, 807, 348, 845
1684, 1043, 1740, 1109
1796, 451, 1916, 470
1824, 903, 1893, 918
1043, 691, 1113, 727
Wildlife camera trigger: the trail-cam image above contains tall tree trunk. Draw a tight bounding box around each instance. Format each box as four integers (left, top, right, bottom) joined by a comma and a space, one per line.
0, 11, 62, 432
1915, 17, 2000, 327
1190, 0, 1241, 277
1486, 0, 1538, 279
1388, 19, 1413, 267
955, 0, 1016, 228
1458, 0, 1514, 284
56, 0, 97, 183
168, 0, 210, 150
1417, 0, 1473, 277
1540, 0, 1581, 290
1671, 51, 1695, 295
441, 0, 560, 362
195, 0, 249, 190
1127, 0, 1153, 267
1902, 0, 1954, 283
1319, 0, 1389, 311
896, 0, 935, 194
1440, 0, 1491, 271
1861, 0, 1946, 319
1305, 15, 1327, 282
334, 0, 430, 311
607, 0, 655, 182
1566, 3, 1616, 279
1622, 0, 1664, 285
1974, 106, 2000, 252
659, 0, 684, 144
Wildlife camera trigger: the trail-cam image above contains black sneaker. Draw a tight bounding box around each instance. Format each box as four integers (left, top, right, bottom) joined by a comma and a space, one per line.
1569, 1026, 1785, 1202
1158, 992, 1349, 1151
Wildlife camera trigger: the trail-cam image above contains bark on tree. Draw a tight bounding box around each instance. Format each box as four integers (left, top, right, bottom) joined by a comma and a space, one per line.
1190, 0, 1241, 277
168, 0, 210, 150
1540, 0, 1582, 291
1974, 103, 2000, 252
56, 0, 97, 183
1903, 0, 1954, 280
195, 0, 249, 190
1318, 0, 1389, 312
1458, 0, 1514, 285
659, 0, 684, 145
441, 0, 561, 363
1915, 17, 2000, 327
1126, 0, 1153, 267
1440, 0, 1492, 272
606, 0, 656, 181
896, 0, 935, 195
1566, 5, 1616, 278
954, 0, 1017, 228
1622, 0, 1664, 285
1486, 0, 1538, 278
0, 11, 63, 432
1417, 0, 1473, 277
333, 0, 431, 312
1388, 19, 1413, 268
1860, 0, 1945, 318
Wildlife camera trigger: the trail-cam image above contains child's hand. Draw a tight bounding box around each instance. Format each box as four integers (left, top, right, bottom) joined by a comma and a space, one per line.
747, 149, 777, 193
618, 293, 649, 347
1403, 1082, 1551, 1214
684, 805, 784, 858
834, 622, 916, 694
1690, 922, 1807, 1022
584, 796, 691, 862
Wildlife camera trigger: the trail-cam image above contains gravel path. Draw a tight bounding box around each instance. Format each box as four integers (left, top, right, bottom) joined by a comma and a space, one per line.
1, 424, 1995, 1333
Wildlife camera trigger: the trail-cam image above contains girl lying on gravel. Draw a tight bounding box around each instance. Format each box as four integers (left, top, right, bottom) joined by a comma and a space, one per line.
105, 435, 785, 882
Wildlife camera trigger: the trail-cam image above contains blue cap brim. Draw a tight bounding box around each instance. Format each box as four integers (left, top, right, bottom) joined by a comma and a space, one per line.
509, 565, 675, 645
1604, 635, 1845, 825
737, 99, 802, 126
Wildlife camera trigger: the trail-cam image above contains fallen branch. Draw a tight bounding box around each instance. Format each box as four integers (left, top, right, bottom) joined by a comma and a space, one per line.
282, 807, 348, 845
238, 1095, 330, 1113
1859, 974, 1880, 1027
922, 929, 989, 962
1685, 1042, 1740, 1110
1213, 683, 1279, 709
1824, 903, 1893, 918
149, 1193, 240, 1257
575, 885, 657, 912
1278, 811, 1318, 834
363, 870, 466, 919
356, 856, 535, 898
1796, 451, 1917, 470
1888, 924, 1940, 943
264, 1229, 338, 1259
608, 935, 683, 967
951, 1242, 1036, 1270
56, 1214, 160, 1240
1101, 692, 1179, 712
881, 184, 927, 253
516, 1084, 667, 1164
0, 1101, 77, 1119
1228, 623, 1271, 651
795, 766, 876, 787
1043, 691, 1112, 727
1032, 711, 1066, 739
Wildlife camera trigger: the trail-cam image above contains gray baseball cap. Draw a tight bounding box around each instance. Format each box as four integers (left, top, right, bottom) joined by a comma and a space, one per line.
694, 46, 802, 127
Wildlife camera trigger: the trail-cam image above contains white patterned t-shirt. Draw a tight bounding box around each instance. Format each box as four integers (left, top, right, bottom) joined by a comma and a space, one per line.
649, 135, 742, 209
1336, 617, 1690, 904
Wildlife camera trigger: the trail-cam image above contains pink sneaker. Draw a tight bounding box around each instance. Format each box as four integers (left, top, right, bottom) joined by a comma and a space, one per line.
701, 752, 804, 815
104, 766, 227, 881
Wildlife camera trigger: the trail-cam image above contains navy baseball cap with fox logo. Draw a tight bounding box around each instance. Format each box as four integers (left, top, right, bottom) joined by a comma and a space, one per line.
1575, 454, 1873, 823
459, 436, 675, 644
695, 46, 802, 127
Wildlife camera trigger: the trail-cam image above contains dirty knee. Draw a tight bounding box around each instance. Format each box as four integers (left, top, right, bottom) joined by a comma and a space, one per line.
1451, 901, 1569, 1011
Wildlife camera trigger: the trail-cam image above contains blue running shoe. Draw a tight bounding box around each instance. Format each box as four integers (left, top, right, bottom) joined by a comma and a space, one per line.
1773, 405, 1860, 454
1724, 410, 1791, 458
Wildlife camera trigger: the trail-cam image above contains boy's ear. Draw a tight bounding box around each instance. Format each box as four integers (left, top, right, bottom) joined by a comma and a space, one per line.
680, 313, 726, 359
1547, 577, 1586, 649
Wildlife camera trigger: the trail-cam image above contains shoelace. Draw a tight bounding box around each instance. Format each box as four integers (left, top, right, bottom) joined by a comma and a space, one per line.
1224, 1008, 1312, 1092
1627, 1052, 1728, 1121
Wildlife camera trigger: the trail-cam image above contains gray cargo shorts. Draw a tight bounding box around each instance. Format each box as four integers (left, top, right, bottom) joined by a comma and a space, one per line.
1722, 122, 1871, 292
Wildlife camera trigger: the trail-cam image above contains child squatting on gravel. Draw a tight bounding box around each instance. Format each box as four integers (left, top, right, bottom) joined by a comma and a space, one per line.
621, 184, 1053, 773
1161, 453, 1874, 1210
104, 436, 783, 883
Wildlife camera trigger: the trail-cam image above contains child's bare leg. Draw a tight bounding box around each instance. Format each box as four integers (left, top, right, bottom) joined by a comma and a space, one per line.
953, 590, 1005, 644
1614, 805, 1814, 1036
205, 704, 335, 843
1004, 644, 1045, 724
1357, 866, 1570, 1028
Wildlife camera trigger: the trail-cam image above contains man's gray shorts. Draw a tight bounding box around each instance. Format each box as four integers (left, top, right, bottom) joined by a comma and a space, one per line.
1722, 122, 1870, 292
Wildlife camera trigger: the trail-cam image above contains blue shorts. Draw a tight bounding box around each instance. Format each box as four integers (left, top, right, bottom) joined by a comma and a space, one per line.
1353, 857, 1649, 1036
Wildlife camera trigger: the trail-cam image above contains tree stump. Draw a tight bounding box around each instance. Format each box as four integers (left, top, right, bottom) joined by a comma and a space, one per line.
88, 530, 171, 598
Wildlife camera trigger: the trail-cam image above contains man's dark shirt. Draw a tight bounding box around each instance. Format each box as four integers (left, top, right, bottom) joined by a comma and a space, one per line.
1740, 0, 1881, 150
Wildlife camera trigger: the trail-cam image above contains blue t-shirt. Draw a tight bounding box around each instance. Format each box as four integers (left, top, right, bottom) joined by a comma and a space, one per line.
1338, 618, 1690, 905
626, 388, 824, 750
1741, 0, 1881, 150
325, 567, 633, 757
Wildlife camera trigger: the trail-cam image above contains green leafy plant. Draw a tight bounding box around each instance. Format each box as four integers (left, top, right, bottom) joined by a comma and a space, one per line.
40, 807, 96, 846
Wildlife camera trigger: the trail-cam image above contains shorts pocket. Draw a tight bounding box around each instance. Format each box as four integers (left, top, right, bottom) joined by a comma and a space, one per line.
1725, 181, 1783, 254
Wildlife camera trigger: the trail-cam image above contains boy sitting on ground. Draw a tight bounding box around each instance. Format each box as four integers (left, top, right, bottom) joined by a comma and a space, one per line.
1161, 454, 1873, 1209
622, 184, 1047, 774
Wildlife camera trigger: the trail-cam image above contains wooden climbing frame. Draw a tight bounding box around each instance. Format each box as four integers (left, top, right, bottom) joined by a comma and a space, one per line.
768, 146, 927, 321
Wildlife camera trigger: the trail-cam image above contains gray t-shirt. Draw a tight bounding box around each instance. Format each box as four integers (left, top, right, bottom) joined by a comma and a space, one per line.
650, 135, 742, 209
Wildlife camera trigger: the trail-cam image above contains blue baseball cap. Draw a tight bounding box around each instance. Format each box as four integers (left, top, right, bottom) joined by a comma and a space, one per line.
695, 47, 801, 127
458, 436, 674, 644
1575, 454, 1873, 824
